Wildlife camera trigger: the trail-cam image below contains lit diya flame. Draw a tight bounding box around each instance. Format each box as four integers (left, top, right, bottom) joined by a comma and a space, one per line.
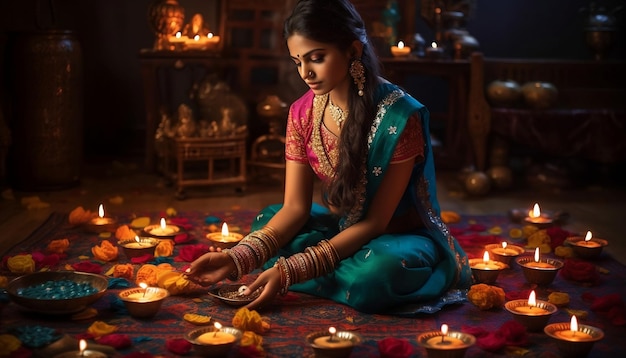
440, 324, 448, 342
207, 32, 214, 39
222, 222, 229, 237
534, 247, 540, 262
175, 31, 182, 39
584, 231, 593, 243
98, 204, 105, 219
214, 321, 222, 337
328, 326, 337, 342
570, 315, 578, 335
194, 34, 200, 41
483, 251, 490, 263
431, 41, 439, 49
502, 242, 508, 249
160, 217, 167, 230
139, 282, 148, 297
79, 339, 87, 354
529, 203, 541, 218
528, 290, 537, 308
397, 40, 406, 49
135, 235, 144, 247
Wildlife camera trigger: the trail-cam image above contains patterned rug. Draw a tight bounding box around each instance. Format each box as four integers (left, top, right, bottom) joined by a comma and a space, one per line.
1, 209, 625, 357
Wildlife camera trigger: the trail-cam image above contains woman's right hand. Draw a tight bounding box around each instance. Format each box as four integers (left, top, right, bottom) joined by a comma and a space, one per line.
184, 251, 236, 287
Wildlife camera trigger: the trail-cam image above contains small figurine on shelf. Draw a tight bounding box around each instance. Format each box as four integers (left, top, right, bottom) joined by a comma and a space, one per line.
176, 104, 197, 138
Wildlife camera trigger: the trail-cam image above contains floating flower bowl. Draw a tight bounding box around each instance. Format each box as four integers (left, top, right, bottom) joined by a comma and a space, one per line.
505, 299, 557, 332
6, 271, 108, 315
306, 330, 363, 358
185, 326, 243, 357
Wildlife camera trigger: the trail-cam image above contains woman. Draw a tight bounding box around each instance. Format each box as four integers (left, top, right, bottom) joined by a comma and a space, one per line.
186, 0, 471, 315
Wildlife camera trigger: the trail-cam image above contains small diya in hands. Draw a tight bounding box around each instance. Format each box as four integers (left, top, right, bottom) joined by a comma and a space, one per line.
306, 326, 362, 358
469, 251, 508, 284
565, 230, 608, 259
417, 324, 476, 358
544, 315, 604, 358
143, 217, 180, 238
206, 222, 243, 249
505, 290, 557, 332
119, 236, 159, 259
516, 247, 564, 285
486, 242, 525, 266
85, 204, 117, 233
185, 322, 243, 357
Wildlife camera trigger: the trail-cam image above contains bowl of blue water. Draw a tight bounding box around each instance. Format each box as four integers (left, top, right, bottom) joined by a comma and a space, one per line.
7, 271, 109, 314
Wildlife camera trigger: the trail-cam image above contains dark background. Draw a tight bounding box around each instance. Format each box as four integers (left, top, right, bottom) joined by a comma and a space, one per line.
0, 0, 624, 166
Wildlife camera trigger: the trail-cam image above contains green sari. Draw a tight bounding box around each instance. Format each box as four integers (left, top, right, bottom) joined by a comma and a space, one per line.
252, 83, 471, 315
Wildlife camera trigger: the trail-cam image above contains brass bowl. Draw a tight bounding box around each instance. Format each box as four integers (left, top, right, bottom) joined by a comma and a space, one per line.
505, 299, 557, 332
84, 217, 117, 233
206, 232, 244, 250
306, 330, 362, 358
119, 287, 169, 319
118, 237, 159, 259
468, 258, 507, 284
516, 256, 564, 285
564, 236, 608, 259
416, 330, 476, 358
485, 243, 525, 266
6, 271, 108, 314
544, 322, 604, 357
185, 326, 243, 357
208, 284, 262, 307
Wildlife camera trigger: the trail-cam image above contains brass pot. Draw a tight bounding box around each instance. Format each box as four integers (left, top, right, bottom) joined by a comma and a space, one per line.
486, 80, 522, 107
521, 82, 558, 109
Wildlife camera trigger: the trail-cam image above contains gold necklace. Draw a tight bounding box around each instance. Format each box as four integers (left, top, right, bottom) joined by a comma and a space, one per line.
327, 95, 347, 129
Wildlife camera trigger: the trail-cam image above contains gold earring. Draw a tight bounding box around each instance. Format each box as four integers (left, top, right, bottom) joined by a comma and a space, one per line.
350, 59, 365, 97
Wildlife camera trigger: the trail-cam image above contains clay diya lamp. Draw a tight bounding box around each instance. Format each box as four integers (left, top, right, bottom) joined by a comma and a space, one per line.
52, 339, 107, 358
118, 236, 159, 259
516, 247, 564, 285
565, 230, 608, 259
505, 290, 557, 332
143, 217, 180, 238
417, 324, 476, 358
206, 222, 243, 249
118, 283, 169, 319
485, 242, 525, 266
306, 326, 362, 358
544, 315, 604, 358
185, 322, 243, 357
85, 204, 117, 233
523, 203, 554, 228
469, 251, 508, 284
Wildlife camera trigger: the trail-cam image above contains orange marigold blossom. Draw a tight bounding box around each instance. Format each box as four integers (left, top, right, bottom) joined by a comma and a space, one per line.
112, 264, 134, 280
467, 283, 505, 310
91, 240, 119, 262
233, 307, 270, 334
115, 225, 136, 241
7, 254, 35, 274
69, 206, 96, 226
87, 321, 118, 337
155, 239, 175, 257
136, 264, 159, 286
47, 238, 70, 254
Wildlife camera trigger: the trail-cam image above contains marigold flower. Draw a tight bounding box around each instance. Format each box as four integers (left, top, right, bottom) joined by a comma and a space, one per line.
233, 307, 271, 334
92, 240, 119, 262
136, 264, 159, 286
467, 283, 505, 310
115, 225, 137, 241
7, 254, 35, 274
155, 239, 175, 257
0, 334, 21, 356
87, 321, 118, 337
47, 238, 70, 254
69, 206, 95, 226
112, 263, 134, 280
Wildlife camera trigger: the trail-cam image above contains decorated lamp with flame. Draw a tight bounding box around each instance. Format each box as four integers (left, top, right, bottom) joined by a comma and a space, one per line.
565, 230, 608, 259
206, 222, 243, 249
144, 217, 180, 238
545, 315, 604, 357
517, 247, 564, 285
505, 290, 557, 331
524, 203, 554, 228
86, 204, 117, 233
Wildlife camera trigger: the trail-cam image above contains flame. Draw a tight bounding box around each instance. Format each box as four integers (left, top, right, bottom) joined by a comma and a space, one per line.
139, 282, 148, 289
98, 204, 105, 218
483, 251, 490, 263
160, 218, 167, 229
529, 203, 541, 218
135, 235, 141, 243
207, 32, 214, 39
431, 41, 438, 49
441, 324, 448, 335
221, 223, 230, 237
584, 231, 592, 242
214, 322, 223, 330
534, 247, 540, 262
329, 327, 336, 335
193, 34, 200, 41
528, 290, 537, 307
175, 31, 182, 39
79, 339, 87, 353
502, 242, 508, 249
397, 41, 405, 49
570, 315, 578, 332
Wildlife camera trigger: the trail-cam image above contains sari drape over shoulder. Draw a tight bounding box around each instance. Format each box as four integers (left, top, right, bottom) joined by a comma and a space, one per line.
252, 83, 471, 315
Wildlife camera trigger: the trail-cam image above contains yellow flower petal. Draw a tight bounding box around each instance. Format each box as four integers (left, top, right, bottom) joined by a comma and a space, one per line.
488, 226, 502, 235
108, 195, 124, 205
509, 228, 523, 239
166, 207, 177, 217
183, 313, 212, 325
131, 217, 151, 229
87, 321, 118, 337
0, 334, 21, 355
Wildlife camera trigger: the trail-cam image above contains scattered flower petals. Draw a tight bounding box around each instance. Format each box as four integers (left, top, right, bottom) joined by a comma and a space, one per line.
166, 338, 191, 355
378, 337, 414, 358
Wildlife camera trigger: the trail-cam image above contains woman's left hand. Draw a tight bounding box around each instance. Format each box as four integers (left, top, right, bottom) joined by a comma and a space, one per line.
242, 265, 282, 310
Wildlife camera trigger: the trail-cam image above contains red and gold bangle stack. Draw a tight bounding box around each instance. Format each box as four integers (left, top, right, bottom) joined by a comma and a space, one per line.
224, 226, 281, 281
275, 239, 340, 295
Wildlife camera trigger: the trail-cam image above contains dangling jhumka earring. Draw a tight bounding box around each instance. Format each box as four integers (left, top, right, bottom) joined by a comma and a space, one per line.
350, 59, 365, 97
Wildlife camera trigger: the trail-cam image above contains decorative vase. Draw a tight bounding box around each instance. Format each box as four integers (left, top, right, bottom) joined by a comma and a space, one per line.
486, 80, 522, 107
521, 82, 558, 109
147, 0, 185, 50
580, 2, 619, 60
